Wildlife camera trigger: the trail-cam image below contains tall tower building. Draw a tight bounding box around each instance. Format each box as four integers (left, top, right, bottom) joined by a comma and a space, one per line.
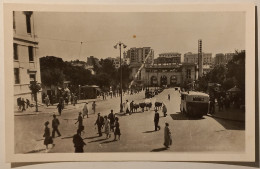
198, 39, 203, 77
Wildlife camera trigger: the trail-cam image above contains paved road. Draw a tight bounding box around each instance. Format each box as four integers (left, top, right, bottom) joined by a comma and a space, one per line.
14, 88, 245, 153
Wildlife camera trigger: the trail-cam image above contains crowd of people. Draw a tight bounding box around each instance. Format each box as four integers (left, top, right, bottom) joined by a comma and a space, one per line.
41, 87, 174, 153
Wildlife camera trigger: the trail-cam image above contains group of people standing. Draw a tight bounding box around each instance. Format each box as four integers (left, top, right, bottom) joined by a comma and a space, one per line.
17, 97, 31, 111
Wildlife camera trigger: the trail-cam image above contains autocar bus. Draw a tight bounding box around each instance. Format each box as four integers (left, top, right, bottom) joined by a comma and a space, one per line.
180, 91, 209, 118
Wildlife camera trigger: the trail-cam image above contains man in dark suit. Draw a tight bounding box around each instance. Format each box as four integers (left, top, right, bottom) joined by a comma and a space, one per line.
73, 129, 86, 153
52, 114, 61, 137
154, 109, 160, 131
95, 113, 104, 136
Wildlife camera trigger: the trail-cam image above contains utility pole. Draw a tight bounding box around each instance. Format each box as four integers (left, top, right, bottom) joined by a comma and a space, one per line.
114, 42, 127, 112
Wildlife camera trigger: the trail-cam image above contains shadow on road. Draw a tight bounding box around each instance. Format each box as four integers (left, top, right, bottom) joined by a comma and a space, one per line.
151, 147, 168, 152
170, 113, 205, 120
26, 148, 46, 154
143, 130, 156, 133
15, 113, 39, 116
88, 138, 107, 143
100, 139, 117, 144
61, 136, 73, 139
84, 136, 101, 140
35, 138, 44, 141
211, 117, 245, 130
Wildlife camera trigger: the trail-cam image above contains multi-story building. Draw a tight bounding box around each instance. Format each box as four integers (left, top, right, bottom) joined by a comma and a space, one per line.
214, 53, 225, 65
126, 47, 154, 64
225, 53, 235, 63
13, 11, 42, 106
154, 52, 181, 65
184, 52, 213, 65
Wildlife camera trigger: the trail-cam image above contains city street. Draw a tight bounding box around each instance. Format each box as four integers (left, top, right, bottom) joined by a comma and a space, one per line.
15, 88, 245, 153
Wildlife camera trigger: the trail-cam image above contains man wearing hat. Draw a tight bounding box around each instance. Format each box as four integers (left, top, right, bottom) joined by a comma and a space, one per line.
95, 113, 104, 136
75, 112, 84, 135
52, 114, 61, 138
73, 129, 86, 153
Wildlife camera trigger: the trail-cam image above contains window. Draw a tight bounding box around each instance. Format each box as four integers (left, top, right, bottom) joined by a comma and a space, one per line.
29, 74, 36, 82
186, 69, 191, 79
26, 13, 31, 33
14, 68, 20, 84
13, 43, 18, 60
28, 46, 34, 61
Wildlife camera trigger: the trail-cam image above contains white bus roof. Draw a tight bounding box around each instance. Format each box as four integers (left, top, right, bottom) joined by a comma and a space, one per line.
181, 91, 209, 97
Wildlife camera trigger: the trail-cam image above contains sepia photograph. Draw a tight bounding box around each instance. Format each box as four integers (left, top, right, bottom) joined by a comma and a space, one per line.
3, 3, 256, 163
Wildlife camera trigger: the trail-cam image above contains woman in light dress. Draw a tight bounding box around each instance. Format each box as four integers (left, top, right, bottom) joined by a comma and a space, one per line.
103, 116, 111, 139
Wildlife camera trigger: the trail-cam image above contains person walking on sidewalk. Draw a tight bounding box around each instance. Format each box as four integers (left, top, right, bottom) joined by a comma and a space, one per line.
154, 109, 160, 131
83, 102, 89, 118
52, 114, 61, 138
104, 116, 111, 139
168, 94, 170, 101
92, 101, 96, 114
45, 95, 50, 107
108, 110, 115, 132
43, 121, 54, 152
163, 122, 172, 148
114, 117, 121, 141
162, 102, 167, 117
73, 129, 86, 153
75, 112, 84, 135
57, 102, 63, 116
95, 113, 104, 137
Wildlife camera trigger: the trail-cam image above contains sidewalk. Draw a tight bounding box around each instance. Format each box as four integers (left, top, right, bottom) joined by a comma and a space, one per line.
14, 97, 104, 116
207, 104, 245, 122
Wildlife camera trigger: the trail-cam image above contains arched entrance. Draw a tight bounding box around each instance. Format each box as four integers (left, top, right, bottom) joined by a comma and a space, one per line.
150, 76, 158, 86
170, 75, 177, 86
160, 75, 167, 86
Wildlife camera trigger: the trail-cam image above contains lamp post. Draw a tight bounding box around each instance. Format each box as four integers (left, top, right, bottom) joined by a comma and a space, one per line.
114, 41, 127, 112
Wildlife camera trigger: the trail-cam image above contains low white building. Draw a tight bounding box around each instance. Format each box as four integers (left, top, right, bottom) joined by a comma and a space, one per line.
13, 11, 42, 106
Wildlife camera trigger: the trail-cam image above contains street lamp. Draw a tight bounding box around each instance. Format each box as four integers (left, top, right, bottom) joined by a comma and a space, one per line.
114, 41, 127, 112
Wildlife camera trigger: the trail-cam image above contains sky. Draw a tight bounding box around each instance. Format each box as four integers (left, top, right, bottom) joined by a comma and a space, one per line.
34, 12, 245, 62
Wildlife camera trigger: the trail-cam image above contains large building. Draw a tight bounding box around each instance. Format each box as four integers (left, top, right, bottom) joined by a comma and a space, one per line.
130, 62, 197, 88
225, 53, 235, 63
214, 53, 225, 65
13, 11, 42, 105
184, 52, 213, 65
155, 52, 181, 65
126, 47, 154, 64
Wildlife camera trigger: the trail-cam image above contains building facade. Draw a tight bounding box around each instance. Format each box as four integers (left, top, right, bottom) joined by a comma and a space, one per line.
184, 52, 213, 65
225, 53, 235, 63
130, 63, 196, 87
156, 52, 181, 65
126, 47, 154, 64
13, 11, 42, 106
214, 53, 225, 65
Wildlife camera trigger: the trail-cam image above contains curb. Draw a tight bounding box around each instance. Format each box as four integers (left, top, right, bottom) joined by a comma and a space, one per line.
206, 114, 245, 122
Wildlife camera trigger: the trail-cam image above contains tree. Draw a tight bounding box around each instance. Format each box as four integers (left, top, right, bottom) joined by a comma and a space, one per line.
28, 80, 41, 112
40, 56, 65, 87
